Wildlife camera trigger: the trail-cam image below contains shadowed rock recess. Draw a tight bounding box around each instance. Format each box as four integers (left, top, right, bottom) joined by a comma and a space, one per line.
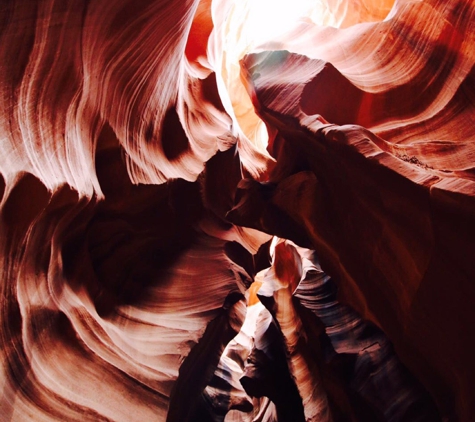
1, 0, 475, 421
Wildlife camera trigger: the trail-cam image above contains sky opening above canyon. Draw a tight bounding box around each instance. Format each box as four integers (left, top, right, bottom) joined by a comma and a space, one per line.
218, 0, 395, 151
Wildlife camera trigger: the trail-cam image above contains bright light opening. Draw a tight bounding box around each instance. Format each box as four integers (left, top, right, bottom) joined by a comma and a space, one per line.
212, 0, 395, 152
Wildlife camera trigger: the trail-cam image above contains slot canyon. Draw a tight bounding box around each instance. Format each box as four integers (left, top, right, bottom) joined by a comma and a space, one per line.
1, 0, 475, 420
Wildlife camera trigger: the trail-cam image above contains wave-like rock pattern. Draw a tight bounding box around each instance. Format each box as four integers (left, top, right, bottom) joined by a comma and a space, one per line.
0, 150, 252, 421
234, 2, 475, 415
1, 0, 475, 421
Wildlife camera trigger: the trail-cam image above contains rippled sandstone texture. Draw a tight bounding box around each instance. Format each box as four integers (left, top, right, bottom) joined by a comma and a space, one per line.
1, 0, 475, 421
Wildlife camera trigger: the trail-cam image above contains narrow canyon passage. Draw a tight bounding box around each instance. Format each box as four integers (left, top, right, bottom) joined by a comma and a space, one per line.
1, 0, 475, 421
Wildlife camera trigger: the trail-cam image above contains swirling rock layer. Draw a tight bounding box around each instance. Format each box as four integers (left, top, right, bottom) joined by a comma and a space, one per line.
1, 0, 475, 421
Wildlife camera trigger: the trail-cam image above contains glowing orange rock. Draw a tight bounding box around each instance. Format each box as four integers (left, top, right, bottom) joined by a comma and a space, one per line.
1, 0, 474, 421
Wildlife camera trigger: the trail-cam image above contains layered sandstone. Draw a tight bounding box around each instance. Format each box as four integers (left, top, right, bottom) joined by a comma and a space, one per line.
1, 0, 474, 421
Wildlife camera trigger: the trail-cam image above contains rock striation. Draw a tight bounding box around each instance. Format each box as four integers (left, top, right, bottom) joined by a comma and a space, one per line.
1, 0, 475, 421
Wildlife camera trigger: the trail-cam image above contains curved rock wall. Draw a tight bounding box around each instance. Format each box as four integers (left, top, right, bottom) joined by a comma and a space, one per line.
1, 0, 474, 421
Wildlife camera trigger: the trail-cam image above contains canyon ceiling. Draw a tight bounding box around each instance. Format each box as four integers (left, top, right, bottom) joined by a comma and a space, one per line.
1, 0, 475, 421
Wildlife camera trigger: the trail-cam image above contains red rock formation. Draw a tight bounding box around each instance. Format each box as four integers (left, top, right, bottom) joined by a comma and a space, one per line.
1, 0, 474, 421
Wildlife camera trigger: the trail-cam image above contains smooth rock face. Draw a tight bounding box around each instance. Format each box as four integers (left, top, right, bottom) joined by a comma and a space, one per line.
1, 0, 474, 421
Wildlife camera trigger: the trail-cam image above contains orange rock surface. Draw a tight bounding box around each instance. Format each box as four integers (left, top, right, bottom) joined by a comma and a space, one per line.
1, 0, 474, 421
